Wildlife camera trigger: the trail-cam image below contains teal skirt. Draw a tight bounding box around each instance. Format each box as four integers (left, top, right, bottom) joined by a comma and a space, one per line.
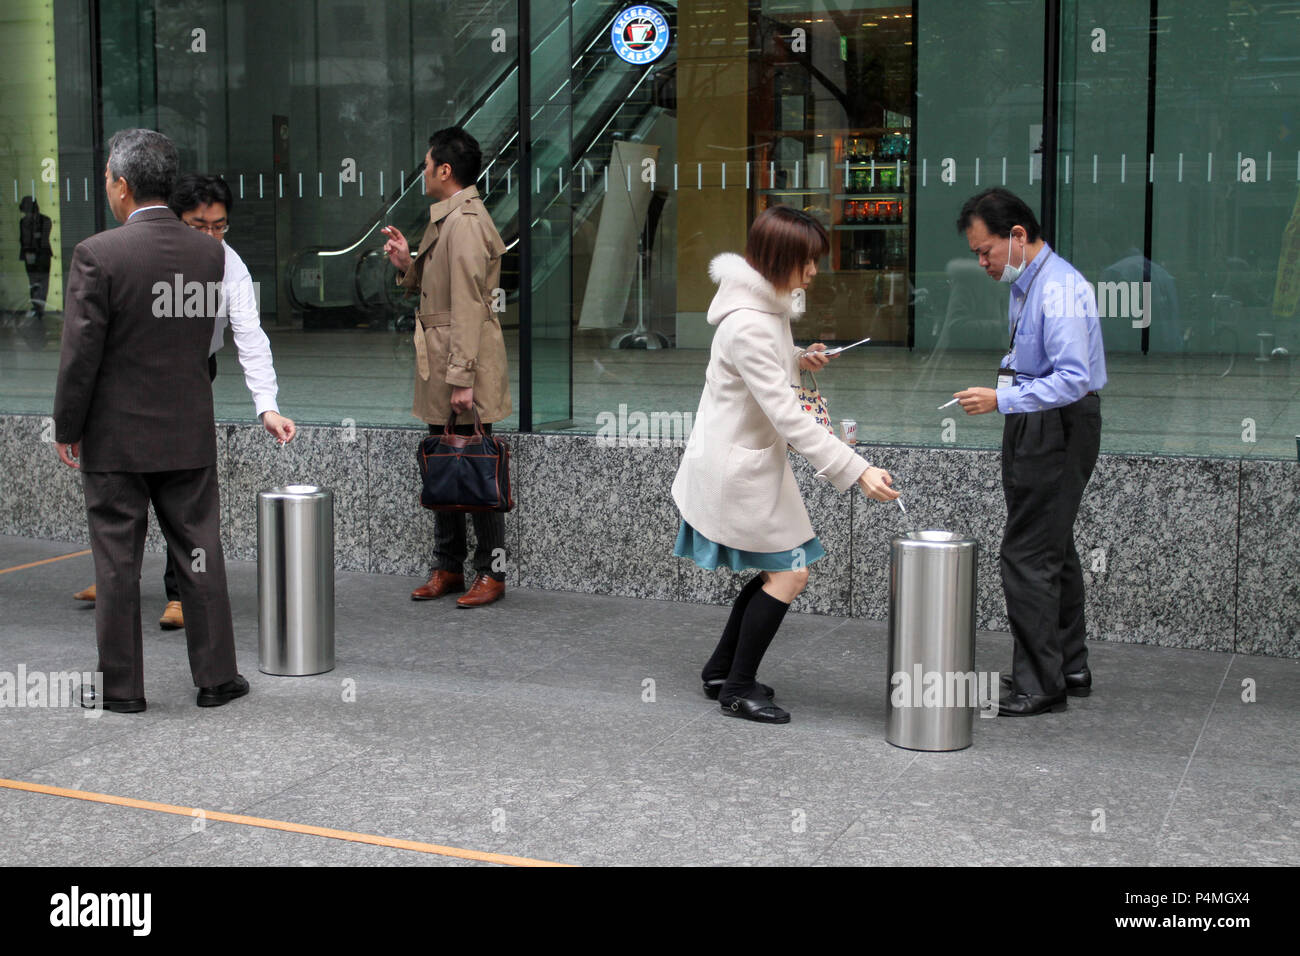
673, 519, 825, 572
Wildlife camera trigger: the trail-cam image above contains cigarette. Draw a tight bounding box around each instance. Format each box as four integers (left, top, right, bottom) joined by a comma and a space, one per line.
896, 498, 907, 514
937, 398, 959, 409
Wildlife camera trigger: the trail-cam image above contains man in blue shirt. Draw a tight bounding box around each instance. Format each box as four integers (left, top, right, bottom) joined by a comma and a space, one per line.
954, 188, 1107, 716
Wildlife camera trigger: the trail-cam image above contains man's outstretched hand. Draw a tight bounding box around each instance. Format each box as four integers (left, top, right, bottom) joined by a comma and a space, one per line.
381, 225, 412, 273
955, 387, 998, 415
262, 411, 296, 443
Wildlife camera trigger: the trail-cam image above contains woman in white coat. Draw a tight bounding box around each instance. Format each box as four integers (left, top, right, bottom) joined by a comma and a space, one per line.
672, 206, 899, 724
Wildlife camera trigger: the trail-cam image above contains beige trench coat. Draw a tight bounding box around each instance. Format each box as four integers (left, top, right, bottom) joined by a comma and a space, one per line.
398, 185, 512, 425
672, 254, 871, 553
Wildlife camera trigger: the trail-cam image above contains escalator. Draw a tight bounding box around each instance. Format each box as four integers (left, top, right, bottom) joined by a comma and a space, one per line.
287, 0, 677, 330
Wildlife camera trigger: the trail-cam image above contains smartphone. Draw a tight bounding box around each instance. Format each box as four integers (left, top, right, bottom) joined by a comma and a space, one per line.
821, 337, 871, 357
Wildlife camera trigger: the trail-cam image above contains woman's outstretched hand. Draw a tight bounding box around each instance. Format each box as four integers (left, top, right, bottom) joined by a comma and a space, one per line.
858, 467, 899, 502
798, 343, 831, 372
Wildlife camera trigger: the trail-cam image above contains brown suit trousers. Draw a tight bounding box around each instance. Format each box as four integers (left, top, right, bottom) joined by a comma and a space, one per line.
83, 467, 237, 698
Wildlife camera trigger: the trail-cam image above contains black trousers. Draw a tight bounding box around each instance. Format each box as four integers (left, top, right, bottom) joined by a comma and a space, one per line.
83, 465, 239, 699
428, 422, 507, 581
25, 263, 50, 317
163, 354, 219, 601
1001, 394, 1101, 696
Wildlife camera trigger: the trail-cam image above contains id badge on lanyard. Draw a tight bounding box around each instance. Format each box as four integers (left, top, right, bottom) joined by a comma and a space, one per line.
999, 303, 1023, 390
999, 250, 1050, 393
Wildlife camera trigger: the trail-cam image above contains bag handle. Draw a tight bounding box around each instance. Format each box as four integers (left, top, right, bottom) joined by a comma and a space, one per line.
443, 406, 486, 437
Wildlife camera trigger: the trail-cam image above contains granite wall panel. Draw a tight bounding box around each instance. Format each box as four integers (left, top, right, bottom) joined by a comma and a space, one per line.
1, 414, 88, 544
1078, 456, 1237, 652
851, 445, 1006, 629
223, 425, 369, 572
1237, 460, 1300, 658
1, 414, 1295, 657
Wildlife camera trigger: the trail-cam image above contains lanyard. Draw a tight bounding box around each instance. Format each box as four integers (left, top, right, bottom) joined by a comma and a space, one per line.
1008, 249, 1053, 353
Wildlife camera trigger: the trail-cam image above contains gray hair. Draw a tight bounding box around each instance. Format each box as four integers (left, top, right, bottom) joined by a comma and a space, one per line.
106, 128, 179, 202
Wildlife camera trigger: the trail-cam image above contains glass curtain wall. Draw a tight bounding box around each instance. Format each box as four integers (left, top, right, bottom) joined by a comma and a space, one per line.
1147, 0, 1298, 459
5, 0, 524, 428
905, 0, 1045, 448
570, 0, 918, 442
1056, 0, 1300, 457
1, 1, 1296, 457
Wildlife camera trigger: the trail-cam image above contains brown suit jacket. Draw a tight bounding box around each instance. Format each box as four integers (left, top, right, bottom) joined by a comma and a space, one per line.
53, 206, 226, 472
398, 185, 511, 425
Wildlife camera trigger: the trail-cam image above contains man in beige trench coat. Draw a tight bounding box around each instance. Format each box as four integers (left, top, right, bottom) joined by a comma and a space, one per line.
383, 127, 511, 607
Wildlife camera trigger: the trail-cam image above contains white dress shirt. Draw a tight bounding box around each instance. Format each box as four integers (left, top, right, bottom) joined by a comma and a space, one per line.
211, 242, 280, 417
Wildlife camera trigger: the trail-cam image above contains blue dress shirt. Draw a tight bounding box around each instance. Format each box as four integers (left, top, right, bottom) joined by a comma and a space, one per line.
996, 242, 1108, 414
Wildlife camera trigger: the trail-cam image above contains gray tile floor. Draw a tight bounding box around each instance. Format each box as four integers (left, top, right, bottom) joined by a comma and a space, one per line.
4, 321, 1298, 459
1, 534, 1296, 867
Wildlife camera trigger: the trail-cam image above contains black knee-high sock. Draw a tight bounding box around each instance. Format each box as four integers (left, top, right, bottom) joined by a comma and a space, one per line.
701, 575, 765, 682
721, 589, 790, 702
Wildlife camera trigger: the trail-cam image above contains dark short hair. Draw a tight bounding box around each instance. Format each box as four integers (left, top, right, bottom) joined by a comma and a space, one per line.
745, 205, 830, 288
428, 127, 483, 188
169, 173, 235, 217
106, 128, 179, 203
956, 187, 1041, 242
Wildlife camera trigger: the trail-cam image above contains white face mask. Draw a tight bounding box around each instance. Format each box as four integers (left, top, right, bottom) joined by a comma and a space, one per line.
1000, 236, 1027, 283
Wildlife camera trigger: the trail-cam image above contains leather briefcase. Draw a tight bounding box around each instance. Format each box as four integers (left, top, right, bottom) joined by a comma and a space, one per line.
416, 409, 514, 512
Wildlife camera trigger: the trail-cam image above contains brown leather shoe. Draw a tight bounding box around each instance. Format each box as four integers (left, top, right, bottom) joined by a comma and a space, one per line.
457, 574, 505, 608
73, 583, 96, 602
411, 570, 465, 601
159, 600, 184, 630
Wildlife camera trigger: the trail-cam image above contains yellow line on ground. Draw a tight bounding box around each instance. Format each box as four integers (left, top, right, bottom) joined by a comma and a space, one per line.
0, 549, 92, 576
0, 778, 573, 867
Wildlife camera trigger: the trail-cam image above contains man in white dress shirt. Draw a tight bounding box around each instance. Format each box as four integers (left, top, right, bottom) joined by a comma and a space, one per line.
71, 173, 296, 627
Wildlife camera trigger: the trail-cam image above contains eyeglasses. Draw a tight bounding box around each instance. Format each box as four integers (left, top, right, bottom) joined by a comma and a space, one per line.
183, 219, 230, 237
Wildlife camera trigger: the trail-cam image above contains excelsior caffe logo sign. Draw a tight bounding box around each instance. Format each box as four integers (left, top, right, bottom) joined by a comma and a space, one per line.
611, 5, 670, 65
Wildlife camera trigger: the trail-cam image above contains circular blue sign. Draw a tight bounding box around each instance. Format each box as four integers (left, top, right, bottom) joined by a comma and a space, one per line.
611, 5, 670, 65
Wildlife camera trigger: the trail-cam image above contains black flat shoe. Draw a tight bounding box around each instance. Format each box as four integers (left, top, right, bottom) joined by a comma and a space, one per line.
1000, 668, 1092, 698
79, 686, 146, 714
197, 674, 249, 708
720, 693, 790, 724
703, 679, 774, 701
995, 690, 1068, 716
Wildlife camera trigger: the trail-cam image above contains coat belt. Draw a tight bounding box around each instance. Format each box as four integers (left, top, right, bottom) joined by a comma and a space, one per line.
413, 311, 447, 381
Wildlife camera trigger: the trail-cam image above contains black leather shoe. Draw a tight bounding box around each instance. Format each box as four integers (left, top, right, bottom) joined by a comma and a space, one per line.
197, 674, 249, 708
720, 692, 790, 724
1063, 668, 1092, 697
703, 679, 774, 701
79, 686, 146, 714
1000, 668, 1092, 697
996, 690, 1068, 716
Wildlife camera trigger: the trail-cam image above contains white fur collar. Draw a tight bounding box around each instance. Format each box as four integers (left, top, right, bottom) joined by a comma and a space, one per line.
707, 253, 798, 324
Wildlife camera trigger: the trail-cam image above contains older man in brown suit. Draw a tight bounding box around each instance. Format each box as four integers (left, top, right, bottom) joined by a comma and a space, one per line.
382, 127, 511, 608
53, 128, 247, 712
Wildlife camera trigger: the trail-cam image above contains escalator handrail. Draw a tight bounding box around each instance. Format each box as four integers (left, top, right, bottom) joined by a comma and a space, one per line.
293, 3, 677, 315
311, 2, 630, 266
